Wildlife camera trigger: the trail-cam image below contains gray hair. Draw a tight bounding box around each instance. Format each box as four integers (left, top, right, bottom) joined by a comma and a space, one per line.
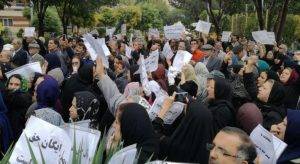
221, 127, 257, 163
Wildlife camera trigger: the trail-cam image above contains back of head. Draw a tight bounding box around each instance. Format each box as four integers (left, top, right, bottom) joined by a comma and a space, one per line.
214, 77, 232, 101
118, 103, 158, 162
36, 76, 59, 109
220, 127, 257, 164
44, 53, 61, 73
267, 80, 285, 106
77, 63, 94, 84
237, 103, 263, 134
166, 100, 214, 163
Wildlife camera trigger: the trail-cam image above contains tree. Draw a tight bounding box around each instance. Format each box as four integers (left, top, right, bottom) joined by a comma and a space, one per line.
169, 0, 204, 22
136, 3, 163, 30
252, 0, 292, 42
0, 0, 12, 9
32, 7, 62, 35
55, 0, 111, 34
31, 0, 59, 36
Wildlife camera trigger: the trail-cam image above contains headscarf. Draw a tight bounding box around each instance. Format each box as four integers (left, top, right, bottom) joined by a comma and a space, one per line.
266, 70, 279, 81
152, 64, 168, 91
77, 63, 94, 85
277, 110, 300, 163
0, 92, 12, 152
163, 100, 214, 163
267, 81, 285, 106
74, 91, 100, 121
182, 64, 199, 87
6, 74, 28, 92
214, 77, 232, 101
44, 53, 61, 73
285, 69, 299, 86
36, 76, 59, 110
119, 103, 158, 163
237, 103, 263, 134
129, 65, 140, 83
194, 62, 209, 97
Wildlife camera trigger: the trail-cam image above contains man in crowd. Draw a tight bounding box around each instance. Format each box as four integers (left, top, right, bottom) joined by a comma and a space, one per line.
208, 126, 257, 164
11, 38, 28, 67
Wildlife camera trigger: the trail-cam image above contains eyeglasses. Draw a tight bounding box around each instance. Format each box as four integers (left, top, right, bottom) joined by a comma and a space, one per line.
207, 143, 241, 159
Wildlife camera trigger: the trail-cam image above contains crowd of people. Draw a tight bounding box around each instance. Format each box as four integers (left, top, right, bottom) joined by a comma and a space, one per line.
0, 30, 299, 164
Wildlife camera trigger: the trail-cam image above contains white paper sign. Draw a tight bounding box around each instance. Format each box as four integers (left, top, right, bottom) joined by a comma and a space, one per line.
221, 31, 232, 42
148, 96, 185, 124
62, 124, 101, 164
139, 55, 149, 87
83, 34, 109, 68
9, 116, 72, 164
24, 27, 35, 37
172, 50, 193, 71
5, 62, 42, 80
195, 20, 211, 34
162, 42, 174, 59
125, 45, 132, 59
121, 24, 127, 35
252, 31, 275, 45
108, 144, 137, 164
144, 50, 159, 73
164, 24, 185, 40
148, 28, 160, 39
250, 124, 287, 164
145, 80, 168, 98
90, 29, 99, 36
106, 28, 116, 37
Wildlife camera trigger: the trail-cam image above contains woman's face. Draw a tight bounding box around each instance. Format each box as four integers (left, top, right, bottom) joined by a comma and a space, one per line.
257, 72, 268, 87
69, 97, 78, 120
266, 51, 274, 60
257, 81, 272, 103
178, 42, 186, 51
270, 117, 287, 141
72, 57, 80, 71
206, 79, 215, 100
8, 77, 21, 91
280, 69, 291, 84
75, 45, 85, 55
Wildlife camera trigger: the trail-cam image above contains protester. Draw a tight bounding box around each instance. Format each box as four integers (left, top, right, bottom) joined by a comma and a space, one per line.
208, 126, 257, 164
11, 38, 28, 67
270, 109, 300, 163
156, 100, 214, 163
33, 76, 64, 126
69, 91, 100, 129
0, 92, 13, 155
28, 41, 45, 66
206, 77, 236, 132
3, 74, 31, 141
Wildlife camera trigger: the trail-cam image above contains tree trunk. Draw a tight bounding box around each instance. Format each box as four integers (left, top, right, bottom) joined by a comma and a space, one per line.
253, 0, 265, 30
37, 14, 45, 36
276, 0, 290, 43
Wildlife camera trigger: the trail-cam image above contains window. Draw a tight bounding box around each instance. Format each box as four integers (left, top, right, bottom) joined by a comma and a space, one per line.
1, 18, 13, 26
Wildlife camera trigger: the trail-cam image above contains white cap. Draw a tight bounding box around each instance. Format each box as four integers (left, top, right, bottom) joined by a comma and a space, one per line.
2, 44, 14, 51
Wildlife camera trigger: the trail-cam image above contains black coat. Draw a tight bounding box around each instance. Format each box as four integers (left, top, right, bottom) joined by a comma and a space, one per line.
3, 90, 32, 141
208, 100, 236, 132
11, 48, 28, 67
283, 64, 300, 109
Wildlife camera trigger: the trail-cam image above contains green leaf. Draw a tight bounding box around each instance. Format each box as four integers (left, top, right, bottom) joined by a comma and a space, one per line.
0, 143, 14, 164
25, 135, 38, 164
37, 144, 46, 164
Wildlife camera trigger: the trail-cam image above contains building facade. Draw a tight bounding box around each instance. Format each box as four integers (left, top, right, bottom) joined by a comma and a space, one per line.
0, 0, 30, 33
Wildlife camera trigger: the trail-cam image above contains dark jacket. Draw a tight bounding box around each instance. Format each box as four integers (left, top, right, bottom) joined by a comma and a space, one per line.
282, 64, 300, 109
3, 90, 31, 141
208, 100, 236, 132
11, 48, 28, 67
